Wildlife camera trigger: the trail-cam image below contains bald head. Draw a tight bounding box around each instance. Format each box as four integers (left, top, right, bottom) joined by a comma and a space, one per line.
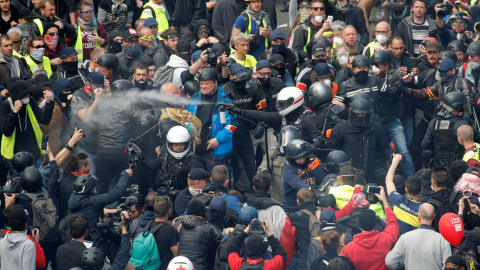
375, 21, 391, 33
458, 125, 474, 143
418, 203, 435, 224
160, 82, 178, 97
8, 32, 22, 44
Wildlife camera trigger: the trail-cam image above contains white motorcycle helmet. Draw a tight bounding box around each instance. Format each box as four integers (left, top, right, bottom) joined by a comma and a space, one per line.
166, 126, 191, 160
276, 87, 304, 116
167, 256, 194, 270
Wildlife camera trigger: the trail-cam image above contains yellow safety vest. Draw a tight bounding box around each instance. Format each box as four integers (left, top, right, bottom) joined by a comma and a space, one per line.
463, 143, 480, 164
33, 16, 62, 35
25, 55, 52, 78
1, 98, 44, 159
329, 184, 386, 219
230, 54, 257, 69
13, 50, 22, 58
303, 25, 311, 52
140, 2, 169, 35
75, 25, 100, 68
244, 12, 269, 52
365, 41, 384, 57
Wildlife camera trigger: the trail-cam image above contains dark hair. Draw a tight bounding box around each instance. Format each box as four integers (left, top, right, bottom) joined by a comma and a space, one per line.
4, 205, 27, 231
411, 0, 427, 7
77, 0, 93, 11
253, 172, 272, 193
0, 35, 11, 47
145, 191, 159, 211
354, 168, 365, 185
26, 37, 43, 52
211, 165, 229, 184
310, 0, 325, 6
132, 193, 146, 210
322, 231, 341, 253
154, 197, 169, 218
432, 166, 450, 188
297, 188, 314, 204
391, 36, 405, 44
68, 213, 89, 239
134, 63, 148, 73
65, 153, 89, 172
327, 258, 350, 270
405, 175, 422, 195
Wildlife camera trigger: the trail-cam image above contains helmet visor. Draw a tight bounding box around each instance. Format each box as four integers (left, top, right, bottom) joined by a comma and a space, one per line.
280, 127, 299, 153
348, 111, 371, 127
276, 97, 294, 112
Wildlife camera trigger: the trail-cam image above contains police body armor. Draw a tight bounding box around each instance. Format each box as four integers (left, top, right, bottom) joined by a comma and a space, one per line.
432, 118, 462, 166
159, 152, 195, 198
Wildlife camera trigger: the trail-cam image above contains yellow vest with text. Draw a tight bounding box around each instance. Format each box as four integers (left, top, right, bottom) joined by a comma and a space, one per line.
75, 25, 100, 68
140, 2, 169, 35
463, 143, 480, 164
1, 98, 45, 159
329, 184, 386, 219
25, 55, 52, 78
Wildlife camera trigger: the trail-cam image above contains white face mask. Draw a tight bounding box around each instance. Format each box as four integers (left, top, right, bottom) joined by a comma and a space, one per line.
333, 37, 343, 46
376, 35, 388, 44
371, 65, 381, 76
21, 98, 30, 104
189, 188, 203, 196
94, 87, 103, 94
323, 79, 331, 87
338, 55, 348, 65
314, 15, 324, 23
299, 7, 310, 22
470, 62, 480, 70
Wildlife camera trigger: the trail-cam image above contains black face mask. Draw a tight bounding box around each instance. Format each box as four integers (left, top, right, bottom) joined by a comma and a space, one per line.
109, 40, 123, 54
313, 59, 326, 65
62, 61, 78, 72
232, 79, 246, 91
272, 43, 286, 55
354, 70, 369, 85
273, 66, 286, 78
134, 79, 152, 90
59, 91, 71, 103
258, 77, 270, 88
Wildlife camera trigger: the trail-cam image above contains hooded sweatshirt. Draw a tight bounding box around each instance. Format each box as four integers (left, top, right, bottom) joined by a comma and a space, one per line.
190, 19, 215, 54
341, 207, 399, 270
0, 231, 36, 270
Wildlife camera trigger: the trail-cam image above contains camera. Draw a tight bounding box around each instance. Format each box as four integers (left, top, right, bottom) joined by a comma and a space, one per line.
250, 219, 265, 235
126, 140, 144, 169
437, 2, 453, 19
206, 48, 218, 67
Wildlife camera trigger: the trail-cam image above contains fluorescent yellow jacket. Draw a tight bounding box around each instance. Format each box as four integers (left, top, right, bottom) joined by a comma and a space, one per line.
140, 2, 169, 35
75, 25, 100, 68
25, 55, 52, 78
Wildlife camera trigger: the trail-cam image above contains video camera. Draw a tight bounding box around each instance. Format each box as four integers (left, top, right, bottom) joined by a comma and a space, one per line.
249, 219, 265, 235
126, 140, 144, 169
206, 43, 225, 67
437, 2, 453, 18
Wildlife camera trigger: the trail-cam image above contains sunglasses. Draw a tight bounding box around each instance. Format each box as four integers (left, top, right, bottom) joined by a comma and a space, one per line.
45, 32, 59, 38
156, 195, 171, 209
32, 44, 45, 49
197, 28, 210, 34
310, 6, 325, 11
140, 35, 154, 40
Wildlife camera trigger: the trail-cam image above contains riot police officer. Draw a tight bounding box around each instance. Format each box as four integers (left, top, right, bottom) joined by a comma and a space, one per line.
336, 55, 382, 108
152, 126, 205, 200
319, 150, 352, 192
422, 92, 477, 167
326, 98, 393, 184
276, 87, 322, 144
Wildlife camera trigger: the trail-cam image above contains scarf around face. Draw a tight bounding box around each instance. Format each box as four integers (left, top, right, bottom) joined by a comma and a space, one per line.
246, 6, 271, 31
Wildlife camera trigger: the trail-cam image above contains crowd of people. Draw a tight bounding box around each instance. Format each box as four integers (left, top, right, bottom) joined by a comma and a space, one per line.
3, 0, 480, 268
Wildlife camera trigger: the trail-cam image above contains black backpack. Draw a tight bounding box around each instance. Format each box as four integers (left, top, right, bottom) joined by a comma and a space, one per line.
428, 191, 461, 230
452, 234, 479, 269
239, 260, 265, 270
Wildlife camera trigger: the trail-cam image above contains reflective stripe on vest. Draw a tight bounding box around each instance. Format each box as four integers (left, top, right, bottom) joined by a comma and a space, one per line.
25, 55, 52, 78
75, 25, 100, 68
141, 2, 169, 35
1, 98, 44, 159
303, 26, 311, 52
244, 12, 268, 51
463, 143, 480, 164
33, 19, 44, 35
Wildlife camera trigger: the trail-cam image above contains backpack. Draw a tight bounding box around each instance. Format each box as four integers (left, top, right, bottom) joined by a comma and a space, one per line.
152, 64, 176, 88
23, 188, 58, 242
452, 234, 479, 270
428, 191, 461, 229
300, 206, 322, 239
239, 260, 265, 270
157, 107, 202, 139
129, 221, 165, 270
145, 6, 156, 20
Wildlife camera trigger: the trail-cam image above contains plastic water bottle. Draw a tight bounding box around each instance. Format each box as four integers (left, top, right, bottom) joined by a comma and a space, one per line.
186, 123, 198, 137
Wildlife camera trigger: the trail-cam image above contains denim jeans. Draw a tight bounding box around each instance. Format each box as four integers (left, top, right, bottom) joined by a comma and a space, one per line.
400, 114, 414, 146
383, 118, 416, 176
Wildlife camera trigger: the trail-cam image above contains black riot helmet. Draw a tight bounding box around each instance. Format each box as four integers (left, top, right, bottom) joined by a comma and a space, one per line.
279, 125, 300, 154
351, 55, 370, 68
73, 174, 98, 194
447, 40, 467, 52
183, 80, 200, 97
20, 167, 43, 192
80, 247, 104, 270
348, 98, 371, 127
371, 50, 392, 66
285, 139, 309, 160
447, 11, 470, 28
111, 79, 134, 92
312, 36, 332, 48
439, 51, 458, 63
11, 151, 35, 172
97, 54, 119, 70
138, 114, 155, 134
467, 40, 480, 56
198, 68, 217, 82
438, 91, 467, 118
305, 82, 333, 112
326, 150, 351, 167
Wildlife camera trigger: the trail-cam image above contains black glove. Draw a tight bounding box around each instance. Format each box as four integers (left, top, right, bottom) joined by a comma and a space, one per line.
225, 105, 243, 116
253, 125, 265, 139
313, 136, 326, 148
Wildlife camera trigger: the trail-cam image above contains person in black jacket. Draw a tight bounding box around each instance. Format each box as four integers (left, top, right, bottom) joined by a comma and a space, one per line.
56, 214, 88, 270
178, 198, 219, 270
325, 0, 369, 46
190, 19, 220, 54
172, 0, 206, 52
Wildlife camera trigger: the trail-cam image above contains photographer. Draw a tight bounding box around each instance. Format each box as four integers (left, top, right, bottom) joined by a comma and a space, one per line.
436, 9, 471, 51
129, 191, 158, 239
68, 168, 133, 247
226, 220, 286, 270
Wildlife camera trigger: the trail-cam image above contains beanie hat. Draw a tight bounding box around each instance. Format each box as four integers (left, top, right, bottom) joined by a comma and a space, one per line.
245, 234, 269, 259
318, 194, 336, 208
445, 255, 467, 268
186, 198, 206, 218
449, 160, 468, 183
320, 209, 336, 226
209, 196, 227, 216
358, 209, 377, 231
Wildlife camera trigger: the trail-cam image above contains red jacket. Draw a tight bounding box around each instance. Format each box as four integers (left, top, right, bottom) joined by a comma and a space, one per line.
3, 229, 46, 269
341, 207, 399, 270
